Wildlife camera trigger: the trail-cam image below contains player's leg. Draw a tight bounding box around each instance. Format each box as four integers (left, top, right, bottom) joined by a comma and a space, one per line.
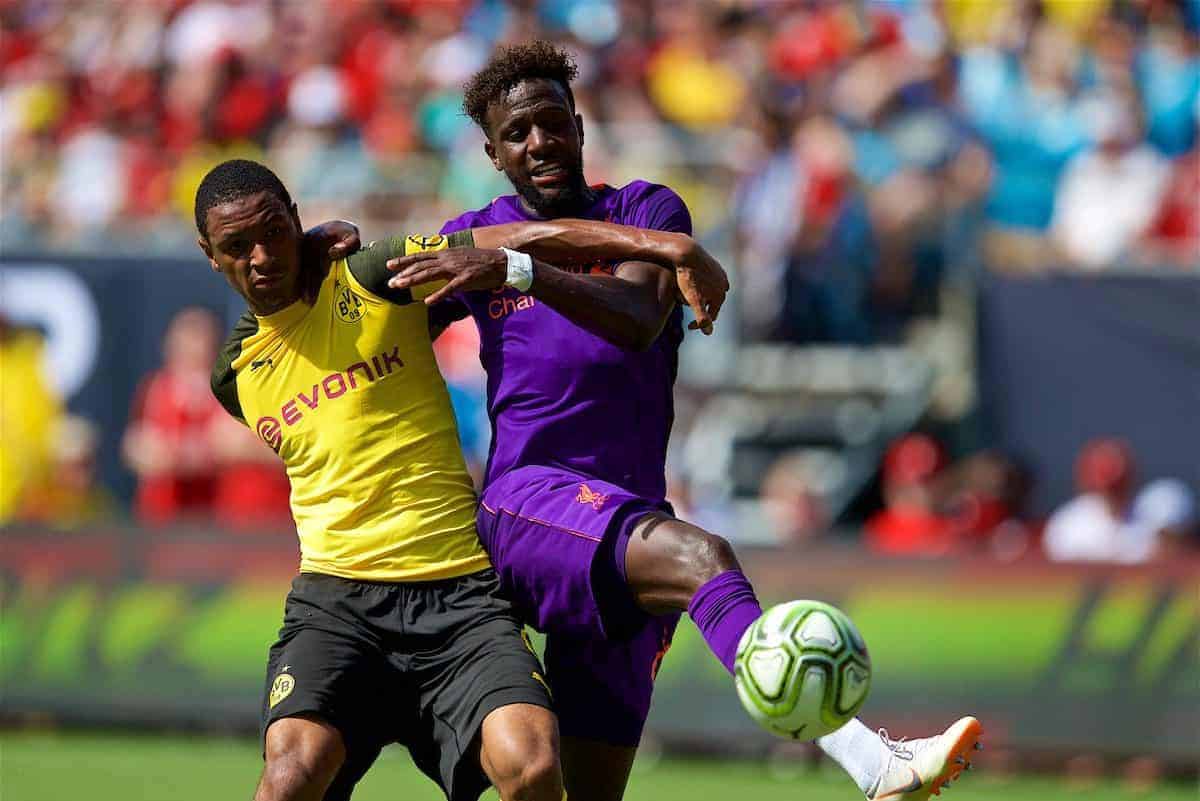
478, 703, 563, 801
255, 575, 391, 801
622, 515, 982, 799
256, 716, 345, 801
623, 513, 760, 671
559, 737, 636, 801
405, 569, 561, 801
542, 616, 678, 801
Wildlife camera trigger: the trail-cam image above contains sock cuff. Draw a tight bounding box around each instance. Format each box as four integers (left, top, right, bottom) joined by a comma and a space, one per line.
687, 569, 761, 625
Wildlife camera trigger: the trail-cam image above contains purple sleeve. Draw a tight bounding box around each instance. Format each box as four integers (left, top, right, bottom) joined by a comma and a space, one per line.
626, 182, 693, 237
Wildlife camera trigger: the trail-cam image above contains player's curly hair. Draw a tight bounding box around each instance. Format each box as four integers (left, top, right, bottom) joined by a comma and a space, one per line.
194, 159, 293, 238
463, 41, 578, 130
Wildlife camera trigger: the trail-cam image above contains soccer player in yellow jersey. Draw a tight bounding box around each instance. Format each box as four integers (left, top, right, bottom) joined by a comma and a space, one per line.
195, 158, 727, 801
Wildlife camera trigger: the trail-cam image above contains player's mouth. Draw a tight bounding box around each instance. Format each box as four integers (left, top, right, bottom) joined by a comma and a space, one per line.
253, 273, 284, 289
530, 164, 569, 188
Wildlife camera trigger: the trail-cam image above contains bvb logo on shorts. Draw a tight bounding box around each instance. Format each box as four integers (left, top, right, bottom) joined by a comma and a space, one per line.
335, 286, 364, 323
269, 672, 295, 708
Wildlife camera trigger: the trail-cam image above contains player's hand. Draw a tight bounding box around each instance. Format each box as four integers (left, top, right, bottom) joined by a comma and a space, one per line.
673, 238, 729, 335
386, 248, 508, 305
303, 220, 361, 263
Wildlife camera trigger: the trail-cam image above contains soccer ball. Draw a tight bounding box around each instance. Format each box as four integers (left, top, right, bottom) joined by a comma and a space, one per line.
734, 600, 871, 740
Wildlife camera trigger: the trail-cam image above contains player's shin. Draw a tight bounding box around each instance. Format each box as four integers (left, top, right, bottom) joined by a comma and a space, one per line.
686, 570, 763, 674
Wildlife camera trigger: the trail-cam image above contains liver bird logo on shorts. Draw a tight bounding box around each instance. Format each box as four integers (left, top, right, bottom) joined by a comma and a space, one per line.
576, 483, 609, 511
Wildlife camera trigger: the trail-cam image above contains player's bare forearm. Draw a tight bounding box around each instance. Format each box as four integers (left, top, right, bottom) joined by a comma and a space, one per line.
469, 220, 689, 268
472, 221, 727, 333
526, 259, 675, 351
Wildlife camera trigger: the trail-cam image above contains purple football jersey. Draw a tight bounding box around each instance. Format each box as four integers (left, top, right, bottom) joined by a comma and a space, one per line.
438, 180, 692, 501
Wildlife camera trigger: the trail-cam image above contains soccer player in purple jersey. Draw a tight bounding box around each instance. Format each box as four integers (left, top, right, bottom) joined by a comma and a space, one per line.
361, 41, 979, 801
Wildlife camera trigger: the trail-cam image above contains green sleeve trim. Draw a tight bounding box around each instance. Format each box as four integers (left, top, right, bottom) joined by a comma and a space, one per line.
210, 311, 258, 423
347, 230, 472, 305
346, 235, 413, 305
447, 229, 474, 249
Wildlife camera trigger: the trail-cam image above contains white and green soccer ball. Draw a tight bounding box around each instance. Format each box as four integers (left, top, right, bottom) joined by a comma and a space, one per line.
734, 600, 871, 741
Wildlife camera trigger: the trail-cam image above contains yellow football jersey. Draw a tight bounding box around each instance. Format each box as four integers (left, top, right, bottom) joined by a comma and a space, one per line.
211, 232, 490, 582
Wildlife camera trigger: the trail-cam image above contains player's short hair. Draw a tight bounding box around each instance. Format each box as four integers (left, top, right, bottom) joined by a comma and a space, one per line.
194, 159, 293, 238
463, 40, 578, 130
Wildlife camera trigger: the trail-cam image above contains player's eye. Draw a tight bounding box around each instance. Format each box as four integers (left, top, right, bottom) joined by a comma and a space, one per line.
225, 240, 249, 256
266, 226, 282, 240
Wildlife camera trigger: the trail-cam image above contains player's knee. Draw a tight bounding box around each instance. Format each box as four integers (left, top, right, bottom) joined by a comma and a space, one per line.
498, 749, 562, 801
258, 718, 345, 800
674, 528, 739, 587
627, 518, 742, 611
482, 709, 563, 801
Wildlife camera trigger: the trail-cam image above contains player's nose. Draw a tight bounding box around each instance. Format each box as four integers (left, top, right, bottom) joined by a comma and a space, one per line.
527, 126, 553, 156
250, 242, 274, 269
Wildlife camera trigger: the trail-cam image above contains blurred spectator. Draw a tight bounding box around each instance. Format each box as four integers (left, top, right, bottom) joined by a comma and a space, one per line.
961, 21, 1091, 271
18, 416, 117, 527
1131, 478, 1198, 557
0, 317, 61, 522
1, 0, 1195, 289
210, 415, 293, 531
1043, 438, 1157, 563
942, 451, 1029, 542
759, 450, 832, 546
1141, 93, 1200, 268
122, 307, 223, 526
1050, 88, 1169, 269
865, 434, 957, 556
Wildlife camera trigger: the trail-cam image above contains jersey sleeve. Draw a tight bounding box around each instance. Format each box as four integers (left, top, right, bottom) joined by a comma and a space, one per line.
629, 183, 693, 236
210, 310, 260, 424
346, 230, 476, 304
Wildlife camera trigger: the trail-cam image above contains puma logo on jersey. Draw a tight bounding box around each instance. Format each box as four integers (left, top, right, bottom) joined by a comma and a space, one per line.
250, 357, 274, 372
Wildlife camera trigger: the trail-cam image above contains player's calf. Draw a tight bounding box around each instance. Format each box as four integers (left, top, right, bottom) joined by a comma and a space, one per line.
256, 716, 346, 801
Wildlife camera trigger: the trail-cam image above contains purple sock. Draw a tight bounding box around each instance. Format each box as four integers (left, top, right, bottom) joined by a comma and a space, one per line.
687, 570, 763, 674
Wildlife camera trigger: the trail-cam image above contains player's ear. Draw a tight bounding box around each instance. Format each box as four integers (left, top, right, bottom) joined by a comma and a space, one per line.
484, 140, 502, 171
198, 237, 219, 272
576, 113, 585, 146
289, 202, 302, 231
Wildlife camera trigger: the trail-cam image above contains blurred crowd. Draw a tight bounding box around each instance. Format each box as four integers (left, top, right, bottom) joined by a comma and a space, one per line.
4, 307, 1197, 563
2, 0, 1199, 345
2, 1, 1198, 561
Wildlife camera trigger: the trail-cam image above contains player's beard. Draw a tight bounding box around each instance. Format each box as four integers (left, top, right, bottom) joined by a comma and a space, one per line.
510, 158, 591, 219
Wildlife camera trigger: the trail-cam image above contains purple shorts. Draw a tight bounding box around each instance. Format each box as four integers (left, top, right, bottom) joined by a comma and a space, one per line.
477, 465, 680, 747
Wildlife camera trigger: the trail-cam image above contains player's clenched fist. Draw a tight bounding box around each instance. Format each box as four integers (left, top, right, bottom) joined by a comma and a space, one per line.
669, 236, 729, 335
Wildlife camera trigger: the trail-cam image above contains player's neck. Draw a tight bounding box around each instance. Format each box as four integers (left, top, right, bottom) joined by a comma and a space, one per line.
517, 184, 598, 220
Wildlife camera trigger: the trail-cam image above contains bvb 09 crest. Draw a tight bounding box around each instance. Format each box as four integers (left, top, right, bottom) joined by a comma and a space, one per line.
336, 285, 364, 323
269, 672, 295, 708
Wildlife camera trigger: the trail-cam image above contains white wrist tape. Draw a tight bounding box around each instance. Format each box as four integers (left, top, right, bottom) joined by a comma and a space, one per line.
500, 247, 534, 292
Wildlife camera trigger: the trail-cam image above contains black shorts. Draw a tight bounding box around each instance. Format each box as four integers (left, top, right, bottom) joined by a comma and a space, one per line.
260, 569, 553, 801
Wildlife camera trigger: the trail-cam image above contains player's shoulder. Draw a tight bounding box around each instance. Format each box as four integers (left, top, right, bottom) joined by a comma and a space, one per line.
611, 179, 689, 214
610, 179, 691, 234
439, 195, 515, 235
614, 178, 683, 201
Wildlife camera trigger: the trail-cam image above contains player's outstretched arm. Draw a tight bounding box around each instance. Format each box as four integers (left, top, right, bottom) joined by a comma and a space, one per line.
393, 243, 675, 351
473, 220, 727, 334
388, 220, 728, 335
